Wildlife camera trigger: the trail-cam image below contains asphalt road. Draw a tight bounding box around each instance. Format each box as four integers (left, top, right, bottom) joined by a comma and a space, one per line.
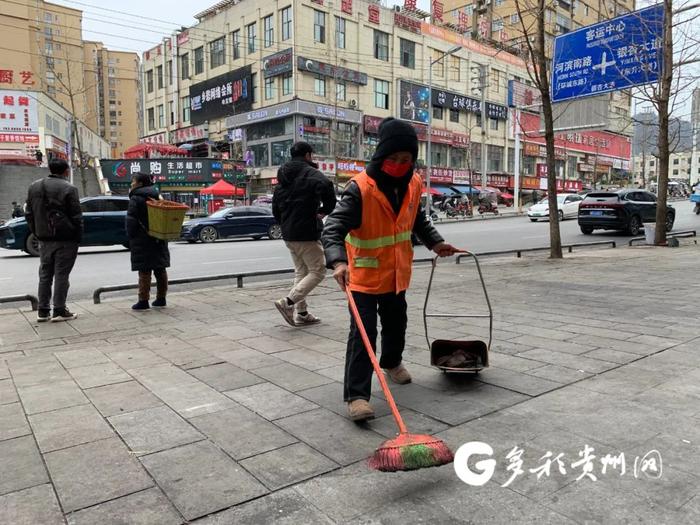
1, 201, 696, 302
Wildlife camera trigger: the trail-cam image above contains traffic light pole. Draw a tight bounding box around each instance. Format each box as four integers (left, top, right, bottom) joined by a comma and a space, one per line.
480, 80, 488, 190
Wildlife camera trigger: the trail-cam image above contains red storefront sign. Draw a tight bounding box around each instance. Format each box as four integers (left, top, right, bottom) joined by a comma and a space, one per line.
341, 0, 352, 15
0, 133, 39, 144
524, 142, 566, 159
368, 4, 380, 24
416, 167, 471, 185
394, 12, 422, 34
488, 174, 509, 187
413, 124, 453, 144
518, 176, 583, 192
337, 158, 366, 178
519, 112, 631, 160
452, 132, 470, 148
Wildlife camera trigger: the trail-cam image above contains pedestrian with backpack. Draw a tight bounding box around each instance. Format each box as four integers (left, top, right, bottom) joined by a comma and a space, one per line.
272, 142, 337, 326
25, 159, 83, 322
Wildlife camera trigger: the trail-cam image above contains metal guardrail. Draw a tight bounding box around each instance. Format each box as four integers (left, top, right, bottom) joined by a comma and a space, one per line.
455, 240, 617, 263
92, 241, 619, 304
93, 268, 295, 304
0, 294, 39, 311
628, 229, 697, 246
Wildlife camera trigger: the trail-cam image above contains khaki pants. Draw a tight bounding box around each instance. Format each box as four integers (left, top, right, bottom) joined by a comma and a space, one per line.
285, 240, 326, 312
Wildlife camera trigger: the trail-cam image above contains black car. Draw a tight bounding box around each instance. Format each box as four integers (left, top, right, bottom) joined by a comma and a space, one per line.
578, 190, 674, 235
180, 206, 282, 243
0, 196, 129, 256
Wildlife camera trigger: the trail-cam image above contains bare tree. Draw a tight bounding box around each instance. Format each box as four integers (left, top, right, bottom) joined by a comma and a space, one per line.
513, 0, 562, 258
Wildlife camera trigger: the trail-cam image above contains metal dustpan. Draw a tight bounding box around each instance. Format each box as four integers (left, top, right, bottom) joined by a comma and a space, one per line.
423, 251, 492, 373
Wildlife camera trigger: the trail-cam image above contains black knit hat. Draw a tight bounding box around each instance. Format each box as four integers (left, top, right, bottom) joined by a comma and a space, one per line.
290, 141, 313, 158
371, 118, 418, 162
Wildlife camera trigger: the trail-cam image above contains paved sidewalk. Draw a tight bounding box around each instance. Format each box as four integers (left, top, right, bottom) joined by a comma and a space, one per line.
1, 245, 700, 524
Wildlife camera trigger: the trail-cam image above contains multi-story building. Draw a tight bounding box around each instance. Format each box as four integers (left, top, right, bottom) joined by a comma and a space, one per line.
633, 148, 700, 186
0, 0, 140, 158
443, 0, 634, 136
138, 0, 631, 200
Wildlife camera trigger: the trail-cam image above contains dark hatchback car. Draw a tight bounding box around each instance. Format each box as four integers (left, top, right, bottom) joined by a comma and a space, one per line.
0, 196, 130, 256
578, 190, 675, 236
180, 206, 282, 243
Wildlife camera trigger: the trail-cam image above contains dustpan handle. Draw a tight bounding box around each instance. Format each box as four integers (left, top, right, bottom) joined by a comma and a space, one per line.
423, 251, 493, 353
346, 288, 408, 435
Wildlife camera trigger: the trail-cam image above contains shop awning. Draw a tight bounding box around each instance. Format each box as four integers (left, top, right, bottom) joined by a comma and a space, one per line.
432, 185, 460, 196
200, 179, 245, 197
450, 184, 481, 195
123, 143, 189, 159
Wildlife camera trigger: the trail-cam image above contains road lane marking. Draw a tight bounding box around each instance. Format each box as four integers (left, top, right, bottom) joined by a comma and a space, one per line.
202, 257, 287, 265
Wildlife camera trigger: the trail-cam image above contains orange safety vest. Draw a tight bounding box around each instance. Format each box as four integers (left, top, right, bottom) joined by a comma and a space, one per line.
345, 171, 422, 294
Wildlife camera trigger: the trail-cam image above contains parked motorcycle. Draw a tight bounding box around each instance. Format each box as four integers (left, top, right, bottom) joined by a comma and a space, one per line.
478, 201, 499, 215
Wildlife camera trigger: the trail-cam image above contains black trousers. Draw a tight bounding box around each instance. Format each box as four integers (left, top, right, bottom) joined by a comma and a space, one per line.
344, 290, 407, 402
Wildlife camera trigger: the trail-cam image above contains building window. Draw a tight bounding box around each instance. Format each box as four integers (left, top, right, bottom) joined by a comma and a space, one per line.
265, 77, 275, 100
180, 53, 189, 79
336, 81, 346, 101
263, 15, 274, 47
673, 158, 679, 165
490, 118, 499, 130
147, 108, 155, 130
157, 105, 165, 128
251, 73, 257, 103
194, 46, 204, 74
450, 109, 460, 123
232, 30, 241, 60
209, 37, 226, 68
156, 65, 163, 89
450, 56, 460, 81
336, 17, 346, 49
488, 145, 504, 171
281, 7, 292, 40
374, 79, 389, 109
247, 23, 257, 54
314, 10, 326, 43
374, 30, 389, 61
673, 169, 679, 176
400, 38, 415, 69
433, 106, 443, 120
182, 96, 190, 122
282, 73, 293, 96
169, 101, 175, 125
314, 75, 326, 97
272, 139, 293, 166
144, 70, 152, 94
165, 60, 172, 85
431, 144, 448, 166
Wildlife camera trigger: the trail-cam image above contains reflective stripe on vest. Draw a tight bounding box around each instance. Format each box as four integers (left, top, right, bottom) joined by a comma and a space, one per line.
345, 230, 412, 250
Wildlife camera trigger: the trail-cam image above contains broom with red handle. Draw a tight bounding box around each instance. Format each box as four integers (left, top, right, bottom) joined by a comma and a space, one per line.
345, 288, 454, 472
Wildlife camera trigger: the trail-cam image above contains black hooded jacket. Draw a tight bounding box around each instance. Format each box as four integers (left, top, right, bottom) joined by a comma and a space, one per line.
321, 162, 444, 269
126, 185, 170, 272
272, 158, 337, 241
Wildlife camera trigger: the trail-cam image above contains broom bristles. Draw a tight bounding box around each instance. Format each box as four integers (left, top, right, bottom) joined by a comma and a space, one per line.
368, 433, 454, 472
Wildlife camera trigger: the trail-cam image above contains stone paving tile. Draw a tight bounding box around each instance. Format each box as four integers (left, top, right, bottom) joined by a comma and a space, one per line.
187, 362, 264, 392
53, 348, 110, 369
487, 352, 545, 373
0, 435, 49, 496
0, 402, 31, 442
192, 488, 334, 525
65, 487, 182, 525
476, 366, 563, 396
570, 334, 660, 356
67, 362, 132, 389
575, 365, 666, 396
524, 364, 594, 385
225, 382, 318, 420
45, 437, 153, 513
313, 364, 345, 382
0, 361, 9, 380
17, 380, 89, 415
583, 347, 642, 364
140, 440, 267, 522
28, 404, 115, 453
297, 381, 392, 419
516, 348, 619, 374
508, 335, 597, 356
103, 347, 168, 370
272, 348, 344, 371
189, 404, 297, 460
238, 335, 300, 354
211, 324, 264, 341
251, 362, 334, 392
0, 378, 19, 405
628, 333, 683, 349
240, 442, 338, 490
10, 359, 71, 388
84, 380, 163, 417
0, 484, 64, 525
109, 405, 204, 456
275, 408, 385, 466
369, 408, 449, 439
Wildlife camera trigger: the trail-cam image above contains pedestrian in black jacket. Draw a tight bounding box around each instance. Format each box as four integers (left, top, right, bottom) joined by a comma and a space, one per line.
25, 159, 83, 322
272, 142, 336, 326
11, 202, 24, 218
322, 117, 458, 420
126, 173, 170, 310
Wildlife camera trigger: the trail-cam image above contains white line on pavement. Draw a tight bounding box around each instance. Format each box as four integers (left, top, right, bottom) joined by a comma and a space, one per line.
202, 257, 287, 265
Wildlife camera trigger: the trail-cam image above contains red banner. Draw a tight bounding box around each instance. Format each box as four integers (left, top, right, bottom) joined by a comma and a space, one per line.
518, 112, 631, 160
368, 4, 380, 24
341, 0, 352, 15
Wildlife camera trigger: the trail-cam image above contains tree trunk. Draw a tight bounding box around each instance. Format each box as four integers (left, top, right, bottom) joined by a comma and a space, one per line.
536, 0, 562, 258
654, 0, 673, 245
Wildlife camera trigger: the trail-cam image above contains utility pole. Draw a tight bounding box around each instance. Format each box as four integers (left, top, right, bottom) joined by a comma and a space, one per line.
470, 63, 489, 189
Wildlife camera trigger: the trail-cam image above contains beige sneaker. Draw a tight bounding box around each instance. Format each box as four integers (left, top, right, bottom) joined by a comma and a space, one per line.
384, 364, 412, 385
274, 298, 296, 327
295, 312, 321, 325
347, 399, 375, 421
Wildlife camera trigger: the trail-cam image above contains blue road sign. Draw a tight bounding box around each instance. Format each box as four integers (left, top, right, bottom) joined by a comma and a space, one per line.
551, 4, 664, 103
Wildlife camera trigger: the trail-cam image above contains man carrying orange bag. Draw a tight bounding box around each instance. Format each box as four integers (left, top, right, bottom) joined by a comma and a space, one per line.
322, 118, 458, 421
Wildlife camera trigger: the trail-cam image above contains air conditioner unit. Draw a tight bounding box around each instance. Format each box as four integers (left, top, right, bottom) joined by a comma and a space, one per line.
394, 5, 401, 12
349, 99, 357, 108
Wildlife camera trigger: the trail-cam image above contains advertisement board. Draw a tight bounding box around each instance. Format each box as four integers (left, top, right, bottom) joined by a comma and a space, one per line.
189, 66, 252, 126
101, 158, 245, 188
0, 90, 38, 133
